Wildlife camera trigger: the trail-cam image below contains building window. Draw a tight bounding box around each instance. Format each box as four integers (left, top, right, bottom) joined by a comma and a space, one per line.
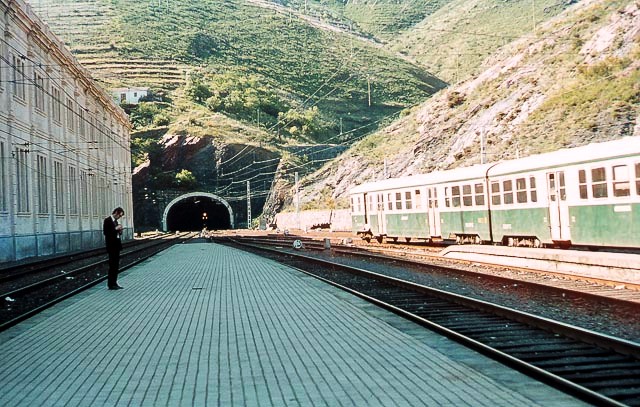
54, 161, 64, 215
66, 98, 75, 131
80, 170, 89, 215
52, 87, 62, 122
15, 147, 30, 212
491, 182, 501, 206
395, 192, 402, 210
0, 142, 6, 211
462, 184, 473, 207
12, 54, 26, 100
612, 165, 630, 197
34, 72, 45, 111
36, 155, 48, 214
91, 173, 98, 215
592, 167, 608, 198
503, 180, 514, 204
79, 108, 86, 138
69, 166, 78, 214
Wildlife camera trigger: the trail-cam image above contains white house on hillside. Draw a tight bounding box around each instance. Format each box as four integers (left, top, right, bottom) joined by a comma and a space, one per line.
112, 87, 149, 105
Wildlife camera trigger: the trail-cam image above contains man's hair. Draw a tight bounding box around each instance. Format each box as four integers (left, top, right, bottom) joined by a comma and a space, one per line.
112, 207, 125, 215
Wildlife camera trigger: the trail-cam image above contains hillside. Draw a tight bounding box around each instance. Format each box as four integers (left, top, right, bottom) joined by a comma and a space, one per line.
32, 0, 446, 142
285, 0, 640, 214
388, 0, 580, 83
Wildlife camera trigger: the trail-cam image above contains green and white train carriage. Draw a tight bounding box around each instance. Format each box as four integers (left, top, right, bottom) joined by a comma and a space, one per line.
349, 136, 640, 248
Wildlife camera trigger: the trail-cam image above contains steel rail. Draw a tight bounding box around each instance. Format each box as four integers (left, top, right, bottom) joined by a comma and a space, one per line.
226, 238, 640, 407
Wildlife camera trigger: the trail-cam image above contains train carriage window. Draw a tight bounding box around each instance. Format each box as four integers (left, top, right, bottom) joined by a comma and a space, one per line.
612, 165, 630, 197
350, 197, 354, 212
387, 193, 393, 210
444, 187, 451, 208
368, 195, 374, 212
491, 182, 501, 205
395, 192, 402, 210
578, 170, 588, 199
516, 178, 527, 203
636, 163, 640, 195
357, 196, 362, 213
529, 176, 537, 202
452, 186, 461, 207
414, 189, 422, 209
474, 183, 485, 206
559, 172, 566, 200
592, 167, 608, 198
429, 188, 438, 208
405, 191, 412, 209
462, 184, 473, 207
503, 180, 514, 204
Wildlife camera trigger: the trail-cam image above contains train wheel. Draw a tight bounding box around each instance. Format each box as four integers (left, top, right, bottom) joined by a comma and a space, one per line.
533, 238, 541, 248
375, 236, 383, 243
405, 237, 412, 243
363, 235, 371, 243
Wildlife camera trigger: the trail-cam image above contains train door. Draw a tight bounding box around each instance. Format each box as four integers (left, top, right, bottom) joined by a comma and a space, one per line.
377, 193, 386, 235
427, 187, 441, 237
547, 172, 571, 242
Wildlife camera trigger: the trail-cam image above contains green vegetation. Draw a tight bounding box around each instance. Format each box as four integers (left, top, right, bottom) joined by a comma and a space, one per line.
524, 52, 640, 148
35, 0, 446, 145
389, 0, 575, 83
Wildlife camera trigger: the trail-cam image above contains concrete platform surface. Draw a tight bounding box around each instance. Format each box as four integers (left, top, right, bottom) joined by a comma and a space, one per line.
441, 245, 640, 285
0, 243, 586, 406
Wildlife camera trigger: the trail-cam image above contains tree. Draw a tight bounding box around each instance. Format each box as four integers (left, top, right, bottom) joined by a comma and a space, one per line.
175, 169, 197, 189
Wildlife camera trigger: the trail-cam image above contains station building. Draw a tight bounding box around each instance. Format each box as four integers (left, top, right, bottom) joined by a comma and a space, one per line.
0, 0, 133, 262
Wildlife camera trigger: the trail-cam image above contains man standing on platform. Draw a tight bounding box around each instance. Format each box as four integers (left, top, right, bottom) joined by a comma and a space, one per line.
104, 207, 125, 290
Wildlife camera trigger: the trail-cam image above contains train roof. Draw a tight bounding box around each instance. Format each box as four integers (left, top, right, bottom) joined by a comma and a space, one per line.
489, 136, 640, 176
348, 137, 640, 195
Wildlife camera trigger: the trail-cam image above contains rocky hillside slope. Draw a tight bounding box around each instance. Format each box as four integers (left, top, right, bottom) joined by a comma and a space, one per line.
284, 0, 639, 213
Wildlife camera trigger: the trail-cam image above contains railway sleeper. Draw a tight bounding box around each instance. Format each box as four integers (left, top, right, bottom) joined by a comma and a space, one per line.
569, 370, 640, 384
495, 340, 586, 352
510, 347, 613, 361
534, 354, 631, 368
552, 360, 640, 374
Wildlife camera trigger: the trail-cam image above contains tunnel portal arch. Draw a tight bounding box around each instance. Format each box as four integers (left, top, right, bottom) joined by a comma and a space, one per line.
162, 192, 234, 231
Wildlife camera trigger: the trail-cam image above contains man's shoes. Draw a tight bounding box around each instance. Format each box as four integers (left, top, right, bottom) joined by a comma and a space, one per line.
108, 285, 124, 290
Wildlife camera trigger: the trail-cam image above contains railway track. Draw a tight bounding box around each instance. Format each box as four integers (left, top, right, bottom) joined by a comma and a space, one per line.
0, 233, 193, 331
223, 237, 640, 407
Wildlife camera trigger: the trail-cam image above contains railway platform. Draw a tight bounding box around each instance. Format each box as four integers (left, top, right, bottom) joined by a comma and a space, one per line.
441, 245, 640, 286
0, 242, 585, 406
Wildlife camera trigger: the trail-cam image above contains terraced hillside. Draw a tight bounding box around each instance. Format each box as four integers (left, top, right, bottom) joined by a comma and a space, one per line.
30, 0, 189, 88
31, 0, 446, 141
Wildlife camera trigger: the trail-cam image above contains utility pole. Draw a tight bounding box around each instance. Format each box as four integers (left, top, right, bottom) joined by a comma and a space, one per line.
246, 181, 252, 229
532, 0, 536, 33
339, 118, 343, 135
295, 172, 300, 230
480, 129, 486, 164
367, 76, 371, 107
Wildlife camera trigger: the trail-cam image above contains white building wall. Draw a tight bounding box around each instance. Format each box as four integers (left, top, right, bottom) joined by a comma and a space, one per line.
0, 0, 133, 263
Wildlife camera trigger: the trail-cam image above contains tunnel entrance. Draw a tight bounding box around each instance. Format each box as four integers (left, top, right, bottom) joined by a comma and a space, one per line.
162, 192, 234, 232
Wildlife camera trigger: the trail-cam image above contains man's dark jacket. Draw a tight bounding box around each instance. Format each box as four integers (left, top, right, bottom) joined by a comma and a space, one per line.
103, 216, 122, 252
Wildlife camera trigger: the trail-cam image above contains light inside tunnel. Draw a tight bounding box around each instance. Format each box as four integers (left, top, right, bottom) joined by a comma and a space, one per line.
166, 196, 232, 231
